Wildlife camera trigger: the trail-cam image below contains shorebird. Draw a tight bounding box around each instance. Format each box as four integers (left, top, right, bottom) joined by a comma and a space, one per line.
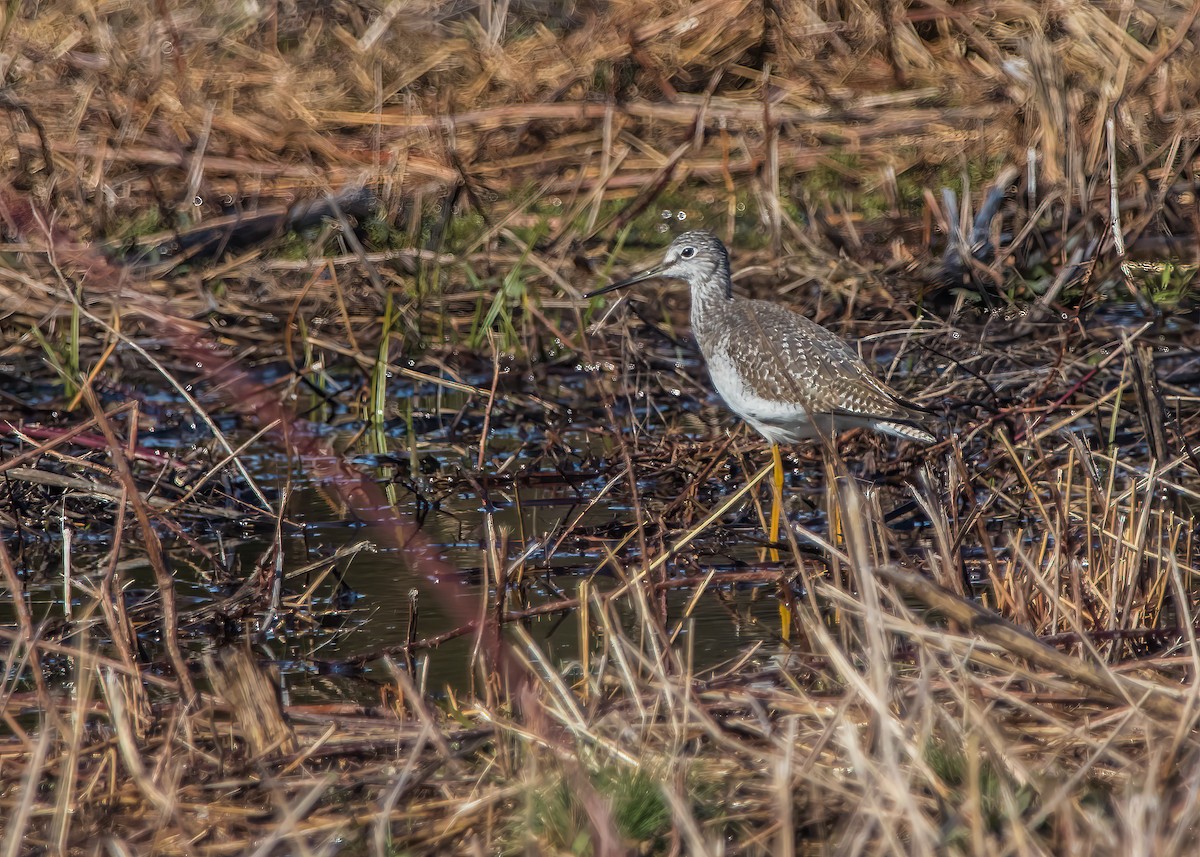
587, 230, 935, 546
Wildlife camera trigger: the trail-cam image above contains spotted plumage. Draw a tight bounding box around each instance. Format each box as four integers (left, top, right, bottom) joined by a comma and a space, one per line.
588, 230, 935, 446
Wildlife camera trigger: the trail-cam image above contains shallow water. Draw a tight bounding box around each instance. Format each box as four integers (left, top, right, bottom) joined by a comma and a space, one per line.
1, 358, 797, 705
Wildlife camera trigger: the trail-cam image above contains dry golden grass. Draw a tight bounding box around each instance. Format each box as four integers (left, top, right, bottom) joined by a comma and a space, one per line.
3, 0, 1198, 246
2, 1, 1200, 855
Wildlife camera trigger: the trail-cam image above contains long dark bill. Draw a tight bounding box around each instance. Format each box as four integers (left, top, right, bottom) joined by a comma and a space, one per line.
584, 265, 666, 298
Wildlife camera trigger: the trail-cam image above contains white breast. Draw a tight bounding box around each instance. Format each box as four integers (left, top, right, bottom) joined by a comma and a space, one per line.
704, 352, 814, 444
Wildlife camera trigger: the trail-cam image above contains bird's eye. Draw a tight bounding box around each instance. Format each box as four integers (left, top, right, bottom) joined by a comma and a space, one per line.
680, 246, 696, 259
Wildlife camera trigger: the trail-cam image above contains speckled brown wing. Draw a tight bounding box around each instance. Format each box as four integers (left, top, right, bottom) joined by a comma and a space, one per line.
722, 299, 926, 424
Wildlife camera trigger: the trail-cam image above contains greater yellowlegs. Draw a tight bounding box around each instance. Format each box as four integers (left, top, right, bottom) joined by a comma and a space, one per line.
588, 230, 935, 544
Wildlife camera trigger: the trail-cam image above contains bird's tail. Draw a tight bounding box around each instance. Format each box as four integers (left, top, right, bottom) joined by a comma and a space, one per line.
873, 420, 937, 445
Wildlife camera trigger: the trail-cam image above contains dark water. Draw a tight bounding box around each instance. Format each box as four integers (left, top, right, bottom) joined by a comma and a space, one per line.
1, 359, 791, 706
264, 372, 792, 701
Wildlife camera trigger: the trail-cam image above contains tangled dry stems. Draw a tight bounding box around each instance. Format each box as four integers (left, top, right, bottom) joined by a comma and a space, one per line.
2, 0, 1200, 854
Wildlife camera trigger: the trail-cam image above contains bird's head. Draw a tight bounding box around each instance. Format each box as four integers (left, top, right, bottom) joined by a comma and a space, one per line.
587, 230, 732, 299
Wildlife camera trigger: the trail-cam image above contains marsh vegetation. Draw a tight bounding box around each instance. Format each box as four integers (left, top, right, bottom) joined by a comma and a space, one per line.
2, 1, 1200, 854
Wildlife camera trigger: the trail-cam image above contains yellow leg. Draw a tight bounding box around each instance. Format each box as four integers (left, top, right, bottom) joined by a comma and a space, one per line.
769, 444, 784, 560
769, 444, 792, 639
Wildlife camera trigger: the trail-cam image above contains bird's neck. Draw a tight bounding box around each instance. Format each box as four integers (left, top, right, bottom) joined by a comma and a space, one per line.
689, 269, 734, 330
